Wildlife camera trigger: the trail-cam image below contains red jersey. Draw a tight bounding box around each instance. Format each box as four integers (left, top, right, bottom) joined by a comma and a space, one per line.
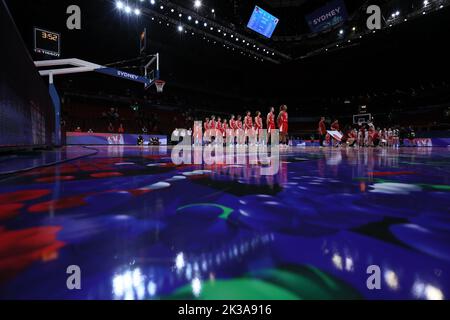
331, 121, 339, 131
209, 120, 217, 129
267, 112, 275, 130
370, 129, 379, 140
229, 119, 236, 130
194, 124, 203, 139
204, 121, 210, 131
278, 111, 288, 134
255, 116, 263, 129
244, 116, 253, 130
222, 122, 228, 131
216, 121, 223, 132
318, 120, 327, 135
236, 120, 243, 130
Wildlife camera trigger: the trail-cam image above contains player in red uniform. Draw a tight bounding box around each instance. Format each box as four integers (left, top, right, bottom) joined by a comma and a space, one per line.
236, 115, 243, 130
254, 111, 263, 144
267, 107, 276, 133
244, 111, 253, 131
204, 117, 210, 131
236, 115, 243, 145
330, 119, 340, 147
318, 117, 327, 147
228, 115, 237, 145
244, 111, 253, 145
277, 105, 289, 146
266, 107, 276, 145
254, 111, 263, 130
222, 118, 228, 139
229, 115, 236, 131
331, 120, 339, 132
208, 116, 217, 144
209, 116, 216, 130
193, 121, 203, 146
217, 117, 223, 136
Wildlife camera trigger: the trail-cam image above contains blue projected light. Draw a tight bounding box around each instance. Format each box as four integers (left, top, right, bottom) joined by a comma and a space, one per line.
247, 6, 279, 38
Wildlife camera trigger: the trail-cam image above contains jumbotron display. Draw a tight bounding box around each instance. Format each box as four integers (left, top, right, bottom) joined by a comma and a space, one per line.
247, 6, 279, 38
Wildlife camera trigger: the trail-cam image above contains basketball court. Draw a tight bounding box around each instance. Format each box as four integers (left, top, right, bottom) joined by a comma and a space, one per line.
1, 0, 450, 303
1, 145, 449, 299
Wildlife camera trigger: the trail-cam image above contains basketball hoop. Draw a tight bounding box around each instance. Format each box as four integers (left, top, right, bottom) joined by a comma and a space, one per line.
155, 80, 166, 93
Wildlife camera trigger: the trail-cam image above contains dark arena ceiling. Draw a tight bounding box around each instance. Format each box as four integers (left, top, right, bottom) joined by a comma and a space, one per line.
157, 0, 448, 62
8, 0, 450, 64
6, 0, 450, 102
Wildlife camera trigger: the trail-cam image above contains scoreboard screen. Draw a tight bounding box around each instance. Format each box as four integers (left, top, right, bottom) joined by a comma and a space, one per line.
247, 6, 279, 38
34, 27, 60, 57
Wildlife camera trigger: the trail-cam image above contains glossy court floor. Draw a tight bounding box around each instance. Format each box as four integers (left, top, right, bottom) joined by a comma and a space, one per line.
0, 146, 449, 300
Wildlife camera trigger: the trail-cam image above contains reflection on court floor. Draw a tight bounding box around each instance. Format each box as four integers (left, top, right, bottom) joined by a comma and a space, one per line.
0, 146, 449, 300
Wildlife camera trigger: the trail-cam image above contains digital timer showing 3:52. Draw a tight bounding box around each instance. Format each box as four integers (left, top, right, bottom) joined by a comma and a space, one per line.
34, 27, 61, 57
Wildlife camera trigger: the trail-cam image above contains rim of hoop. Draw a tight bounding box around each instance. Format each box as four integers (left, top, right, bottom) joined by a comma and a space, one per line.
155, 79, 166, 85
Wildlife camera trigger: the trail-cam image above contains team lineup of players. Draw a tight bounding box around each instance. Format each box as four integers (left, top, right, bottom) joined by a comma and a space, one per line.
183, 104, 402, 147
199, 105, 289, 145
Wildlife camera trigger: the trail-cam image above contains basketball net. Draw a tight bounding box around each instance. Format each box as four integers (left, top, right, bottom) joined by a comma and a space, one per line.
155, 80, 166, 93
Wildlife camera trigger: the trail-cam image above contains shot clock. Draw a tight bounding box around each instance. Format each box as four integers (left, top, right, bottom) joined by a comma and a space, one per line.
34, 27, 61, 57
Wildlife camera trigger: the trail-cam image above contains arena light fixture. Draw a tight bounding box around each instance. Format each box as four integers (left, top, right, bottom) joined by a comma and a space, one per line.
177, 25, 184, 32
150, 0, 155, 4
116, 1, 124, 10
124, 6, 131, 14
194, 1, 202, 9
134, 8, 141, 15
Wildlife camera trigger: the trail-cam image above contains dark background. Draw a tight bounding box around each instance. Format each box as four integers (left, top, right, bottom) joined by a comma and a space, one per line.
5, 0, 450, 113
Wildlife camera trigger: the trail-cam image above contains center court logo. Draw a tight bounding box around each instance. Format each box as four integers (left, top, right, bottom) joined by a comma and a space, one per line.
171, 121, 281, 176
